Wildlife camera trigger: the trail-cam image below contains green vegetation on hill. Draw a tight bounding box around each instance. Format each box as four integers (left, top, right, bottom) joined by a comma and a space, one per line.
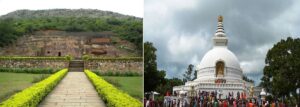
0, 9, 142, 54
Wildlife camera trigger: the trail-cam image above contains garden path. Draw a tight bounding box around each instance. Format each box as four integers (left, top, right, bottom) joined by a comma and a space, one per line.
39, 71, 106, 107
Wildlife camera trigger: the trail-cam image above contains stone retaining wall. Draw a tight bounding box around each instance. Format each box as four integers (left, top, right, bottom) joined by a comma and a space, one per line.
0, 59, 143, 74
0, 60, 68, 69
85, 60, 143, 74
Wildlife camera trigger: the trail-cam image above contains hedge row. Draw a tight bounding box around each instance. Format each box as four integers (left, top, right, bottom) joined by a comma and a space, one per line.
84, 69, 142, 107
0, 56, 71, 61
0, 68, 57, 74
0, 69, 68, 107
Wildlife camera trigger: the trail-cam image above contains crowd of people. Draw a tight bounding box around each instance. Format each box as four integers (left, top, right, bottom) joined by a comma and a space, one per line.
144, 91, 289, 107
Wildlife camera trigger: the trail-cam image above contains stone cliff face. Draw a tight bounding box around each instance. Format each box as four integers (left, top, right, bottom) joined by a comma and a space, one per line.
0, 30, 138, 58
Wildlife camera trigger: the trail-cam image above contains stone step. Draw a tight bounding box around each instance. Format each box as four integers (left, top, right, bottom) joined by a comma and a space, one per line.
68, 60, 84, 72
69, 64, 84, 67
68, 68, 84, 72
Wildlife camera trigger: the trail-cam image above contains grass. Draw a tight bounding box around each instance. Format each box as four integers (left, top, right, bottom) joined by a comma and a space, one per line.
102, 76, 143, 101
0, 72, 50, 102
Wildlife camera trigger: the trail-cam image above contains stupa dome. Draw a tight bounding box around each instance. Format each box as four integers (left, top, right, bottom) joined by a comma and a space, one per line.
198, 47, 241, 70
195, 15, 243, 81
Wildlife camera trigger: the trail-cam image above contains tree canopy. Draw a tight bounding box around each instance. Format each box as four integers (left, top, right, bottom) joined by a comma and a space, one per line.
144, 42, 165, 92
242, 75, 254, 83
144, 42, 184, 95
183, 64, 194, 82
261, 37, 300, 98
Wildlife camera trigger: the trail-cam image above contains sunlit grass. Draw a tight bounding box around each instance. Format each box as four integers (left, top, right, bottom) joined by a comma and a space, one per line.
0, 72, 50, 102
102, 76, 143, 101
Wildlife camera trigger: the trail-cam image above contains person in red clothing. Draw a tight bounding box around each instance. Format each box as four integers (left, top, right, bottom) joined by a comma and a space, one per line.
233, 99, 237, 107
271, 101, 275, 107
165, 91, 170, 96
279, 100, 284, 107
149, 98, 155, 107
144, 97, 147, 107
248, 100, 254, 107
223, 100, 228, 107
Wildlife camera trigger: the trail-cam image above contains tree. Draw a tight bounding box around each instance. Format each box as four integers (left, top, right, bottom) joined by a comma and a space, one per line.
183, 64, 194, 82
193, 69, 197, 80
156, 77, 184, 96
0, 19, 18, 47
261, 37, 300, 99
144, 42, 165, 92
242, 75, 254, 83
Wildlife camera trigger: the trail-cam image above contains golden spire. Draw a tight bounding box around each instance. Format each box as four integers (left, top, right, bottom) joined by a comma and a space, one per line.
218, 15, 223, 22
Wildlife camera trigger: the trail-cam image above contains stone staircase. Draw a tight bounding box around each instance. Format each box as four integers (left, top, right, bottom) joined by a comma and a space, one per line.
68, 60, 84, 72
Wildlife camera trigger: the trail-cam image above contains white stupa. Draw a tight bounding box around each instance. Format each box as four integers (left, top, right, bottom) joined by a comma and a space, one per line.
173, 16, 254, 99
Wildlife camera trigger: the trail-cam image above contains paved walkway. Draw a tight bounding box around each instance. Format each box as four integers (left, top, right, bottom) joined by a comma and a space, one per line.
39, 72, 106, 107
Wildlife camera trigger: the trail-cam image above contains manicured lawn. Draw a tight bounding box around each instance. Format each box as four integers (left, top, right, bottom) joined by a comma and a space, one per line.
102, 76, 143, 101
0, 72, 50, 102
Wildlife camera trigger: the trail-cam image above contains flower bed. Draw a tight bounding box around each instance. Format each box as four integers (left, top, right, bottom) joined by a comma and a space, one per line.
84, 69, 142, 107
0, 69, 68, 107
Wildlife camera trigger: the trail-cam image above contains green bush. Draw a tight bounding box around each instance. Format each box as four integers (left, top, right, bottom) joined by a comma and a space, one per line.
84, 69, 142, 107
82, 54, 90, 61
0, 69, 68, 107
65, 55, 73, 61
0, 68, 56, 74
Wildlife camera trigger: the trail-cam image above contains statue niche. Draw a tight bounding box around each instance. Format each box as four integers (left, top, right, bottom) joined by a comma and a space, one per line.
216, 61, 224, 77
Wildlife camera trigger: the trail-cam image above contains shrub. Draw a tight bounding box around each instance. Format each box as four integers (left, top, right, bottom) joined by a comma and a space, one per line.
65, 55, 73, 61
82, 54, 90, 61
84, 69, 142, 107
0, 69, 68, 107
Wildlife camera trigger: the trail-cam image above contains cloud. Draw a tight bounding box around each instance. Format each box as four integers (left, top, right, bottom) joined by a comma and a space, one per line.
145, 0, 300, 85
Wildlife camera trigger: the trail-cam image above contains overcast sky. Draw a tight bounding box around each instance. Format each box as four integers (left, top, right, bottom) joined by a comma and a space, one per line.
0, 0, 143, 17
144, 0, 300, 85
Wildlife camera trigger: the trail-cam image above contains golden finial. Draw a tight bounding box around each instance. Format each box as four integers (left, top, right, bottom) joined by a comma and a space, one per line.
218, 15, 223, 22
